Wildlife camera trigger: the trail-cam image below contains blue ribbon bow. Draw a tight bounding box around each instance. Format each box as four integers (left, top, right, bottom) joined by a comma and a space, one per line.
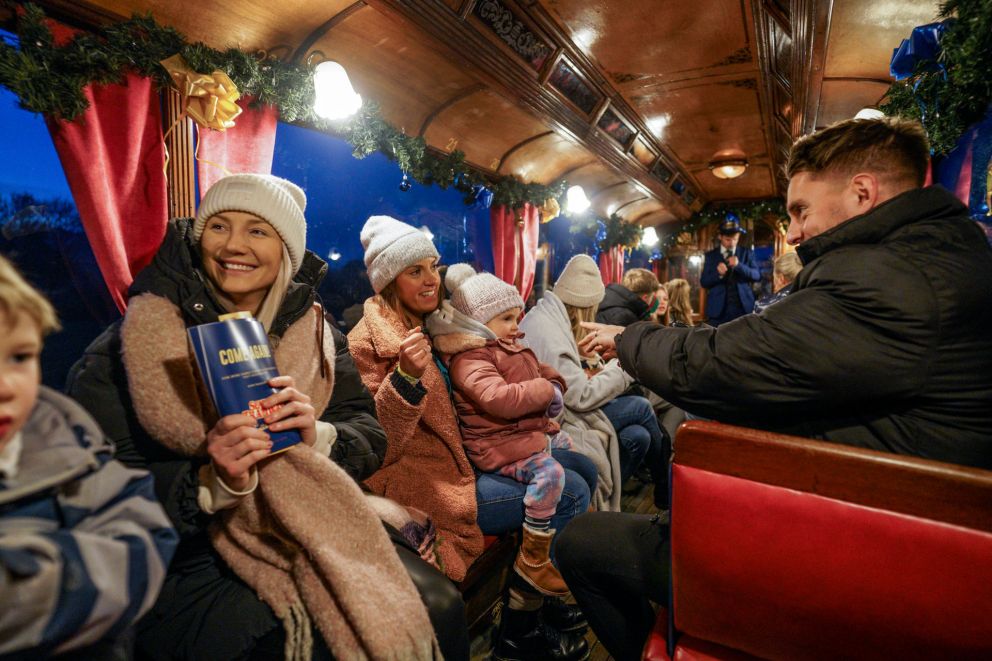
890, 21, 948, 81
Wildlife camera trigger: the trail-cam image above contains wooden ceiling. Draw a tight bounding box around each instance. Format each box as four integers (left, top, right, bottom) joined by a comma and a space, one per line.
16, 0, 940, 226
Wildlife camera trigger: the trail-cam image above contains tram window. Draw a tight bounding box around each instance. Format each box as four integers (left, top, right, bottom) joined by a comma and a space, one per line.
0, 48, 116, 389
271, 122, 494, 331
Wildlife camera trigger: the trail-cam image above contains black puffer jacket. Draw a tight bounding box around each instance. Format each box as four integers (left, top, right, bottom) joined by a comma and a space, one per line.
65, 219, 387, 548
617, 186, 992, 468
596, 284, 648, 326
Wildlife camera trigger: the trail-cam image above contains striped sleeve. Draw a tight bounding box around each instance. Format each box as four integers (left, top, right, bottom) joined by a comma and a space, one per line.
0, 459, 178, 655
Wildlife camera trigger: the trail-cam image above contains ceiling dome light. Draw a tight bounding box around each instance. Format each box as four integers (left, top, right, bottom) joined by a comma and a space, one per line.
566, 185, 591, 215
855, 107, 885, 120
708, 158, 748, 180
313, 61, 362, 120
641, 226, 659, 247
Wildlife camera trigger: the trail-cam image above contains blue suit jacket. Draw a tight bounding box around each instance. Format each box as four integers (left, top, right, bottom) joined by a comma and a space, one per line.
700, 244, 761, 321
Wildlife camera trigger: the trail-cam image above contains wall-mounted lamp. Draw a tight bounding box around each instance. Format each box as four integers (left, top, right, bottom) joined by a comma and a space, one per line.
310, 54, 362, 120
328, 248, 341, 262
641, 226, 660, 248
854, 107, 885, 120
420, 225, 434, 241
688, 254, 703, 267
566, 185, 591, 215
708, 157, 748, 180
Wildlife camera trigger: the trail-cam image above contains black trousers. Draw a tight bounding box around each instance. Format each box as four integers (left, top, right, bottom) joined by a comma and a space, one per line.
556, 511, 670, 661
136, 537, 469, 661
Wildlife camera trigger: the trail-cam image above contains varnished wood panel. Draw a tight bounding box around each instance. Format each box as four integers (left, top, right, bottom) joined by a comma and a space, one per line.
424, 89, 550, 171
498, 133, 596, 185
823, 0, 940, 79
309, 6, 480, 133
816, 79, 889, 127
691, 163, 776, 201
89, 0, 354, 52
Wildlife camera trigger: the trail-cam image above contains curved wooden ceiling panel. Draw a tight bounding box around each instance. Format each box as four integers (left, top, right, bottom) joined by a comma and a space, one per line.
690, 164, 776, 201
615, 196, 662, 222
824, 0, 940, 79
590, 181, 645, 218
633, 208, 679, 227
540, 0, 751, 82
309, 7, 480, 132
93, 0, 351, 53
498, 133, 594, 185
423, 89, 551, 171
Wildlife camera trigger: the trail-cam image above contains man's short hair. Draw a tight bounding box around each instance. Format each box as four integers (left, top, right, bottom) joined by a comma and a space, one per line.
0, 255, 60, 335
786, 117, 929, 188
622, 268, 659, 296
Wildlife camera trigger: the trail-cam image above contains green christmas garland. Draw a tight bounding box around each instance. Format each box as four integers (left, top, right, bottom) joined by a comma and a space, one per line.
0, 4, 566, 207
664, 198, 787, 249
600, 213, 642, 251
880, 0, 992, 155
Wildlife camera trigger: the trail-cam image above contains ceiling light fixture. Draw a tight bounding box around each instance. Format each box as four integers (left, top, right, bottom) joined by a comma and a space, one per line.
708, 157, 748, 180
641, 226, 660, 247
855, 107, 885, 120
566, 185, 591, 215
312, 59, 362, 120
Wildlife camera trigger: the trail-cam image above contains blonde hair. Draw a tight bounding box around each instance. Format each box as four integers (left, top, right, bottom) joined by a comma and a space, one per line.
621, 268, 659, 296
664, 278, 694, 327
565, 302, 598, 345
773, 251, 803, 284
0, 255, 60, 335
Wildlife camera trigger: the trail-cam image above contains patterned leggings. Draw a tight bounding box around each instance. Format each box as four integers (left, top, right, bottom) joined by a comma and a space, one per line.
498, 450, 566, 521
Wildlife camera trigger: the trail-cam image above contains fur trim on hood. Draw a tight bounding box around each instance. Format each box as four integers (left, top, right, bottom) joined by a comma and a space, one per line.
426, 300, 495, 355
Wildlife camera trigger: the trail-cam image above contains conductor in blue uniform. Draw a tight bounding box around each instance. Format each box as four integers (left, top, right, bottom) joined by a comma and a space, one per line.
700, 217, 761, 326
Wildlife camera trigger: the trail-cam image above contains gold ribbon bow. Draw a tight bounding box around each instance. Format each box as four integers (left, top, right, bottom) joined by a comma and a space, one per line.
161, 54, 242, 131
538, 197, 560, 223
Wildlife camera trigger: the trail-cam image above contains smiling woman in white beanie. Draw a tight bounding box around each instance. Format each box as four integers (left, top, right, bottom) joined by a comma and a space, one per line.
67, 177, 464, 660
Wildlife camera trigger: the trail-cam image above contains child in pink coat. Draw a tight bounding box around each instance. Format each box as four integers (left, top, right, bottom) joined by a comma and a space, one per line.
427, 264, 574, 596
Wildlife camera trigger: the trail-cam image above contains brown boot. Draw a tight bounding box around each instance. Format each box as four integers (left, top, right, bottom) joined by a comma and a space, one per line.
514, 527, 570, 597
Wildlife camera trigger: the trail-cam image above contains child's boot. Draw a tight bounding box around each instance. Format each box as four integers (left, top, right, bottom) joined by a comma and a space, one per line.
514, 526, 569, 596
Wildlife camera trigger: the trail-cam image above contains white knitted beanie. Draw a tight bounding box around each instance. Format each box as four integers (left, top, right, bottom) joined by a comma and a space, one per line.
445, 264, 524, 324
553, 254, 605, 308
361, 215, 440, 293
193, 174, 307, 274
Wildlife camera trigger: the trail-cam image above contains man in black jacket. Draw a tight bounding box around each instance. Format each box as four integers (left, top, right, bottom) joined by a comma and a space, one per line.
596, 268, 661, 326
561, 116, 992, 661
582, 116, 992, 469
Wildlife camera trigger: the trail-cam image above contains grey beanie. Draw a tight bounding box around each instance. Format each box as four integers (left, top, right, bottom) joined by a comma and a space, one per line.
361, 215, 440, 293
553, 254, 605, 307
445, 263, 524, 324
194, 173, 307, 274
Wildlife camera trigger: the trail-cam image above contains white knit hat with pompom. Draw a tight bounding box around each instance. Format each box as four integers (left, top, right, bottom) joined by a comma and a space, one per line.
445, 264, 524, 324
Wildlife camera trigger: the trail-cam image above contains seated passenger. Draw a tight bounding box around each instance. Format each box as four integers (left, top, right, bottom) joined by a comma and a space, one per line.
0, 256, 177, 659
427, 264, 579, 597
67, 175, 457, 660
349, 217, 591, 660
753, 250, 802, 313
564, 116, 992, 659
520, 255, 667, 510
595, 268, 661, 326
663, 278, 695, 327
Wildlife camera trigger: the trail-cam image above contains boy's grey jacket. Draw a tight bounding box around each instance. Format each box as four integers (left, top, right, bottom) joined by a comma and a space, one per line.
0, 386, 177, 656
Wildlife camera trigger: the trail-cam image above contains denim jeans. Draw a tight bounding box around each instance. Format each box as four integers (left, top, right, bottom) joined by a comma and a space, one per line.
601, 396, 669, 505
475, 449, 596, 558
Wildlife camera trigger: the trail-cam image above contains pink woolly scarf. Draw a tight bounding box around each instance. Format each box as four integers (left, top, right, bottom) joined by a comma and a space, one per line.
121, 294, 440, 660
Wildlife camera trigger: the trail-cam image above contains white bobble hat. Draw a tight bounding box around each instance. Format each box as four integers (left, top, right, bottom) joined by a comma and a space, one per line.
193, 174, 307, 274
445, 263, 524, 324
361, 215, 440, 293
553, 254, 605, 308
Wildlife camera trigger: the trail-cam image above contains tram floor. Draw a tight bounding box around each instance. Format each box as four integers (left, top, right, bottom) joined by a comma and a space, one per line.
469, 477, 659, 661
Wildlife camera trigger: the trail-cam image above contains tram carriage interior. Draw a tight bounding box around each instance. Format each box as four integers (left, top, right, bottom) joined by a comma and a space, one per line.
1, 0, 991, 659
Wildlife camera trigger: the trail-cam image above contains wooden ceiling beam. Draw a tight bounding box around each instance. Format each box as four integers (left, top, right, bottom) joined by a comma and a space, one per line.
291, 1, 369, 63
418, 84, 487, 137
363, 0, 694, 219
496, 130, 554, 173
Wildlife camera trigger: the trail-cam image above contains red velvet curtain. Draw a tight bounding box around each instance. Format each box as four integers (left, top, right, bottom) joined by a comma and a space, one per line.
196, 97, 279, 196
598, 246, 625, 285
490, 203, 540, 302
46, 72, 169, 313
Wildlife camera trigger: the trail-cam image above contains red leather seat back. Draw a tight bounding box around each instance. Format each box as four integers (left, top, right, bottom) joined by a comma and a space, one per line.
669, 423, 992, 660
